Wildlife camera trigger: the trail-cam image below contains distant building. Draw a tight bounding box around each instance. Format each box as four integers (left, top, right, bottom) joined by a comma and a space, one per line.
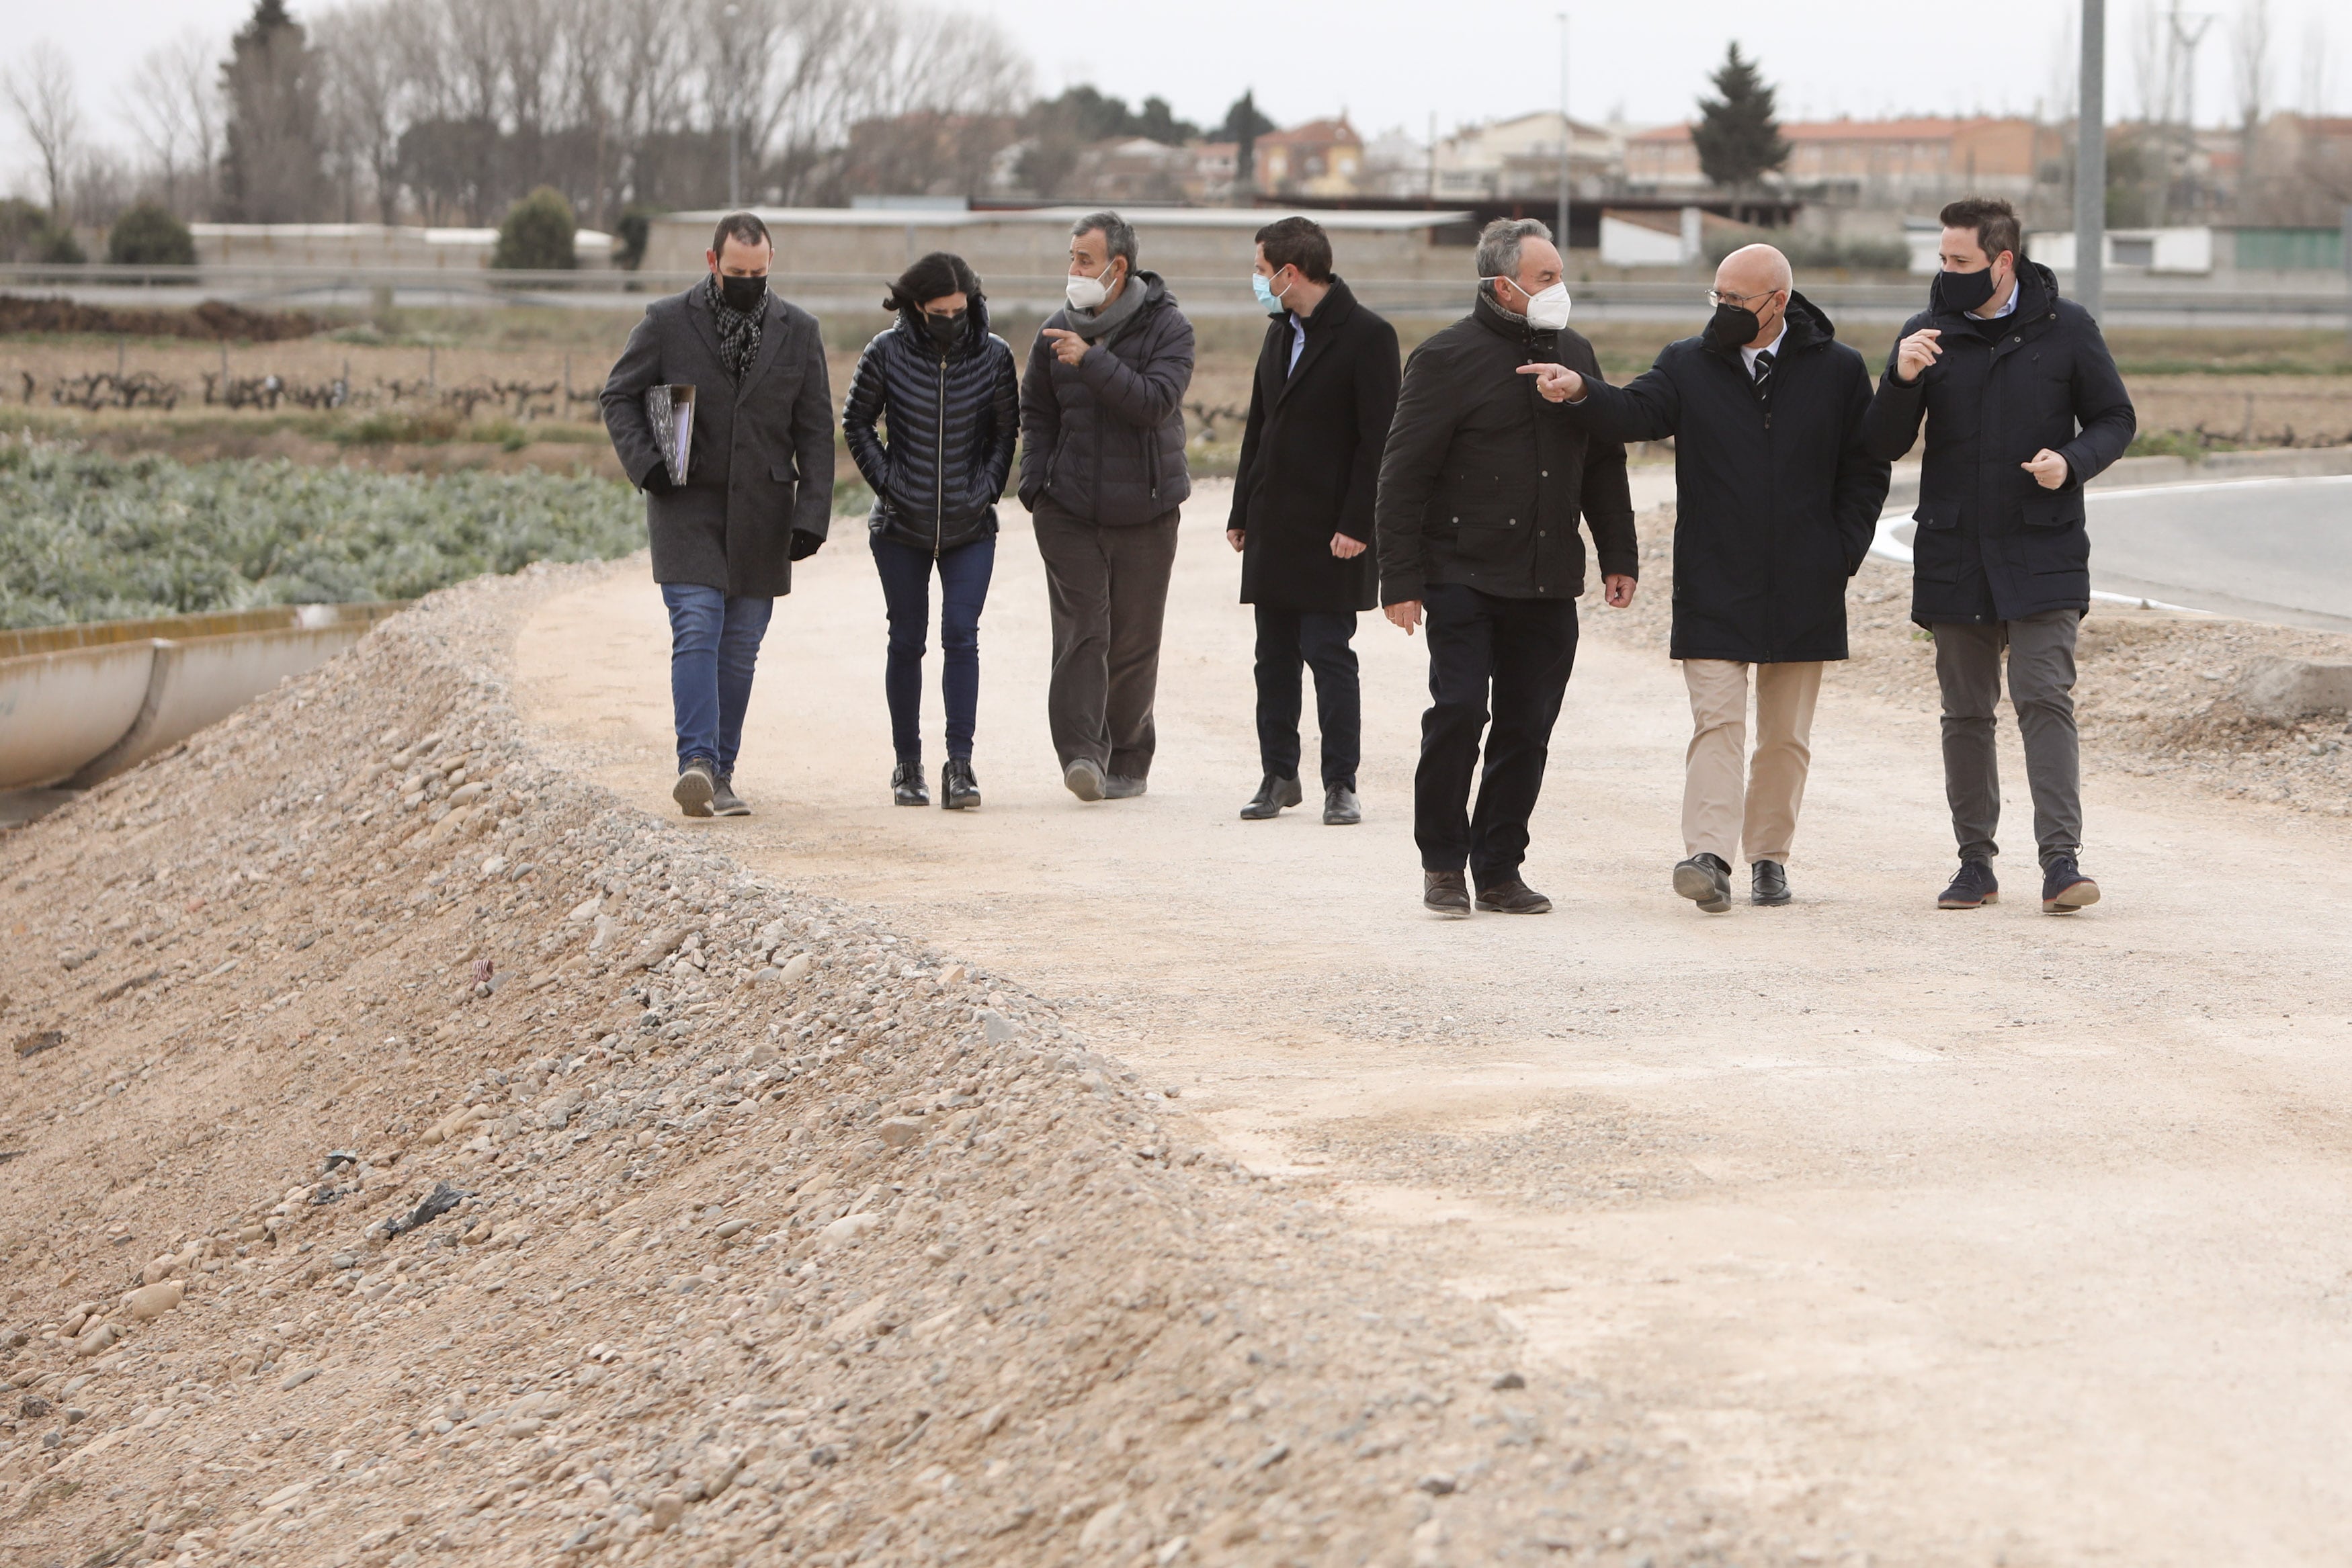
1433, 112, 1620, 202
190, 223, 617, 271
1625, 116, 2062, 208
1255, 118, 1366, 196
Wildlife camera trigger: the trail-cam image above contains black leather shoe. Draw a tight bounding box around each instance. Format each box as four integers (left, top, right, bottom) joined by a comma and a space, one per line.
2041, 857, 2099, 914
1423, 869, 1472, 918
1751, 860, 1790, 906
1103, 774, 1148, 799
891, 761, 929, 807
1673, 853, 1732, 914
1474, 878, 1552, 914
941, 758, 981, 811
1240, 775, 1302, 820
1937, 860, 1999, 909
1322, 783, 1361, 826
710, 773, 751, 817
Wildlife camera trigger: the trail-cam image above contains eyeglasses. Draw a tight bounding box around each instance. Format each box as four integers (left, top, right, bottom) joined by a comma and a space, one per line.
1706, 287, 1782, 308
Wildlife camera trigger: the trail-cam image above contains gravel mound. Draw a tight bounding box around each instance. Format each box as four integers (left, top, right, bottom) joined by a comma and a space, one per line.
0, 566, 1762, 1566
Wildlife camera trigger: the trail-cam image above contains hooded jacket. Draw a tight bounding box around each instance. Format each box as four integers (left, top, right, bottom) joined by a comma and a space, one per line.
1861, 260, 2136, 626
1016, 269, 1195, 526
841, 294, 1019, 555
1375, 286, 1636, 605
1228, 275, 1400, 613
1558, 291, 1890, 662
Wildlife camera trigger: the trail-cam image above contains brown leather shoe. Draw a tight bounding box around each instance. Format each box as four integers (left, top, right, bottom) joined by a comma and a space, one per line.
1474, 877, 1552, 914
1423, 869, 1472, 918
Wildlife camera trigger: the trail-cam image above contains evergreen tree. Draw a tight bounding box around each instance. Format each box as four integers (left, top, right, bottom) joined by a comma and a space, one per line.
106, 202, 198, 266
492, 187, 579, 271
1691, 43, 1790, 212
219, 0, 327, 222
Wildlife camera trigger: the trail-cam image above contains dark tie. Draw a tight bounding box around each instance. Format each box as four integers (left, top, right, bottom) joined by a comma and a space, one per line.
1752, 349, 1775, 404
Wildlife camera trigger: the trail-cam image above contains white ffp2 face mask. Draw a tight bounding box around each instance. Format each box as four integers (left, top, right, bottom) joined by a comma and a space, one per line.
1065, 261, 1120, 312
1485, 276, 1572, 331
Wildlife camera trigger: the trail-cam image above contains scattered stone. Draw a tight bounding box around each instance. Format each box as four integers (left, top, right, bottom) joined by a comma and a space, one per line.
877, 1118, 923, 1148
279, 1365, 320, 1391
650, 1493, 685, 1531
1491, 1371, 1526, 1390
1417, 1473, 1458, 1495
779, 953, 814, 984
13, 1028, 65, 1059
124, 1281, 185, 1321
382, 1181, 468, 1239
818, 1212, 880, 1250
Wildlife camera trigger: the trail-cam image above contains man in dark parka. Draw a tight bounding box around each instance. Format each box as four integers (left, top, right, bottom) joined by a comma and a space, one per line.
1225, 216, 1400, 826
601, 211, 835, 820
1527, 243, 1890, 912
1861, 196, 2136, 914
1375, 218, 1638, 919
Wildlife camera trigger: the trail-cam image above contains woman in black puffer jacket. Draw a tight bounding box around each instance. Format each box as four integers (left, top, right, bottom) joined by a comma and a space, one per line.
842, 252, 1019, 810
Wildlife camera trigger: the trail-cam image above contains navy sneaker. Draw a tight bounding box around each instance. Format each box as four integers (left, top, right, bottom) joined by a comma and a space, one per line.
1937, 860, 1997, 909
2041, 858, 2100, 914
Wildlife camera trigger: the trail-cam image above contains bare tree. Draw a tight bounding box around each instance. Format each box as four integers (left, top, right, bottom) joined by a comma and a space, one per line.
2232, 0, 2271, 133
4, 40, 84, 216
122, 32, 224, 216
315, 2, 409, 223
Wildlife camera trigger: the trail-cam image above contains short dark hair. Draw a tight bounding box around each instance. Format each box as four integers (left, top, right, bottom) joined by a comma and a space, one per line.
1071, 210, 1137, 269
1939, 197, 2022, 265
1254, 216, 1333, 283
883, 251, 982, 314
710, 211, 772, 258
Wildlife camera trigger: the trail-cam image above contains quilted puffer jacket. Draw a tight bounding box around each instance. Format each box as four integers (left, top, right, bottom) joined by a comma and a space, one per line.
841, 294, 1019, 554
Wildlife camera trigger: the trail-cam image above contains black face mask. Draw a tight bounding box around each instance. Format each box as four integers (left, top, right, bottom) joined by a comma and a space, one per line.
1702, 301, 1761, 354
923, 310, 966, 349
1931, 265, 1999, 314
718, 273, 767, 313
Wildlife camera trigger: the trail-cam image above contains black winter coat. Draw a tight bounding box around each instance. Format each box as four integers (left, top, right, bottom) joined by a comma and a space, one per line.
1375, 288, 1636, 605
1560, 292, 1890, 662
841, 296, 1019, 555
1017, 271, 1195, 526
601, 284, 835, 599
1861, 261, 2137, 627
1228, 277, 1400, 613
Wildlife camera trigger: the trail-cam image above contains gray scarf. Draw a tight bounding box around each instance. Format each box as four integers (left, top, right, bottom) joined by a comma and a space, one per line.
1065, 270, 1151, 343
706, 275, 765, 381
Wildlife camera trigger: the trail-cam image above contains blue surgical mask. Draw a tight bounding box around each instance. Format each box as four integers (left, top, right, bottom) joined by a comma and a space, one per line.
1252, 269, 1289, 314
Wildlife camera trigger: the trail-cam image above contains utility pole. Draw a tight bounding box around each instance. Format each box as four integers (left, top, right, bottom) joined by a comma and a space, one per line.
2076, 0, 2107, 318
1555, 13, 1572, 258
724, 3, 743, 208
2341, 205, 2351, 347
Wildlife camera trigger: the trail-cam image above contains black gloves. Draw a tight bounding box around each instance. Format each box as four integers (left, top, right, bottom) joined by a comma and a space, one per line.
790, 531, 824, 562
640, 466, 677, 497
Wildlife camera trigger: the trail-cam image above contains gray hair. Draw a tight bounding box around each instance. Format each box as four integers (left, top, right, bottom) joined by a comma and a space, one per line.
1071, 210, 1138, 269
1475, 217, 1552, 281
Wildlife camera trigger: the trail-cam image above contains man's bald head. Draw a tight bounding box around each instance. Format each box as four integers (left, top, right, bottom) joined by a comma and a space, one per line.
1714, 243, 1792, 297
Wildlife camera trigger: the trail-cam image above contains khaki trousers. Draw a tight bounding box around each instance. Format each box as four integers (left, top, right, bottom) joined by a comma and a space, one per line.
1681, 659, 1824, 866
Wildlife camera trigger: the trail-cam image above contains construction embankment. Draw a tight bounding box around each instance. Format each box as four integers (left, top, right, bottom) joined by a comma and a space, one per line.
0, 564, 1753, 1568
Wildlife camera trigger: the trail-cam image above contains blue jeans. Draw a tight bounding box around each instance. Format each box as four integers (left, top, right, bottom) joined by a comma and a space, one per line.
871, 533, 995, 763
659, 584, 773, 775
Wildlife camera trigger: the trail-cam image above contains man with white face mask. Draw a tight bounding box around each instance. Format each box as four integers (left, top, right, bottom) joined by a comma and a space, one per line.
1374, 218, 1638, 918
1017, 210, 1197, 802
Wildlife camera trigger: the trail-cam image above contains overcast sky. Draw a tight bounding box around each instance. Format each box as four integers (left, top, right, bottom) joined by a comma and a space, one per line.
13, 0, 2349, 183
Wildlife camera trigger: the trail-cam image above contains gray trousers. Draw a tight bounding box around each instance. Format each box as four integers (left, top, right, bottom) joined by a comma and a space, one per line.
1931, 610, 2083, 869
1032, 507, 1181, 779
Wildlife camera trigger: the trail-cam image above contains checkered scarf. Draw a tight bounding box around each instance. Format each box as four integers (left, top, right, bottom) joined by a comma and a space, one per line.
706, 275, 764, 381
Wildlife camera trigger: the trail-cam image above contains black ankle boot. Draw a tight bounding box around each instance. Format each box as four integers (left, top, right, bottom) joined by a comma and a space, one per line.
941, 758, 981, 810
891, 760, 929, 807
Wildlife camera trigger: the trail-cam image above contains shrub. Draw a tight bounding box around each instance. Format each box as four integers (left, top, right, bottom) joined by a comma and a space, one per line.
492, 187, 579, 271
0, 437, 640, 627
106, 202, 198, 266
0, 198, 84, 264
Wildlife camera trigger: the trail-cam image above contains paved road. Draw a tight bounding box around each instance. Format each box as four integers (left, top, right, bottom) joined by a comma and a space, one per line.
518, 486, 2352, 1565
2087, 474, 2352, 628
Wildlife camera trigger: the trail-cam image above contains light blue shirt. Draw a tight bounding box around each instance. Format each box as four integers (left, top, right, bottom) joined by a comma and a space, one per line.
1286, 312, 1306, 375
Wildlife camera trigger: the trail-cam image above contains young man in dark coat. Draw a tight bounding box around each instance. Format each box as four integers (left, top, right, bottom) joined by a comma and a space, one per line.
1862, 197, 2136, 914
1375, 218, 1638, 918
1526, 243, 1890, 912
601, 211, 835, 820
1017, 211, 1195, 803
1225, 216, 1400, 826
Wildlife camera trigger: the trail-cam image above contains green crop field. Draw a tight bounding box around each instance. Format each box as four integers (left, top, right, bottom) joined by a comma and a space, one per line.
0, 436, 644, 630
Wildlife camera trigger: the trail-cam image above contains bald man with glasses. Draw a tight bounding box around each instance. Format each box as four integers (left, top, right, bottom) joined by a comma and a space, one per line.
1524, 244, 1889, 912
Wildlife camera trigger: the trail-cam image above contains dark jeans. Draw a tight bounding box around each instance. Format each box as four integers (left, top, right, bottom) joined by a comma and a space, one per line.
659, 583, 773, 775
1414, 582, 1580, 885
1254, 606, 1360, 789
871, 532, 996, 764
1932, 611, 2083, 868
1032, 506, 1181, 778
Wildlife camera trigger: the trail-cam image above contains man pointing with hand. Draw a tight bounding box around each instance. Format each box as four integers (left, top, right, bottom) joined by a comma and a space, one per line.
1861, 197, 2135, 914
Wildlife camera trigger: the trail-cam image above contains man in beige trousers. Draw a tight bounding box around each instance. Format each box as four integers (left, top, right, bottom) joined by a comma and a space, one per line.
1525, 245, 1889, 909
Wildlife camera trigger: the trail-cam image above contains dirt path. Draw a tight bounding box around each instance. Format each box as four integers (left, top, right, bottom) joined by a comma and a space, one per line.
516, 485, 2352, 1565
